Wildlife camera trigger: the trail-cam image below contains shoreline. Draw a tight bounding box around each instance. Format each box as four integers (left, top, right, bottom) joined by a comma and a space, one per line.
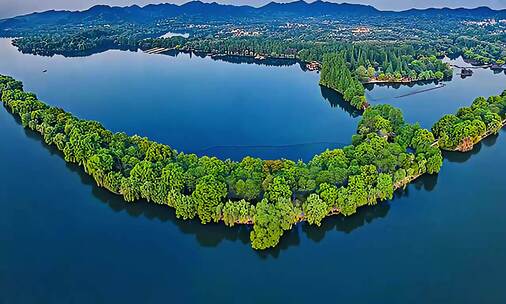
100, 167, 424, 226
1, 99, 421, 228
363, 78, 447, 85
5, 37, 457, 86
440, 120, 506, 152
2, 54, 502, 249
0, 77, 434, 231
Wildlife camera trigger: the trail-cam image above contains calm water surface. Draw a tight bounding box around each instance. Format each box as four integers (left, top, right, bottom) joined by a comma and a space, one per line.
0, 38, 358, 161
367, 56, 506, 128
1, 38, 506, 303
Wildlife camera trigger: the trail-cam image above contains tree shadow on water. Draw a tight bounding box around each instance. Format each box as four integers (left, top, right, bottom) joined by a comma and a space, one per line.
304, 202, 391, 241
443, 131, 502, 164
364, 79, 439, 91
257, 199, 398, 259
255, 228, 302, 259
161, 50, 299, 68
81, 165, 253, 248
11, 107, 446, 257
319, 85, 362, 118
85, 172, 252, 248
19, 121, 442, 256
18, 119, 251, 249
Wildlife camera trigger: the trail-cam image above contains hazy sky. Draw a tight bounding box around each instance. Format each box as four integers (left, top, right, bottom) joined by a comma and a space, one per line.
1, 0, 505, 19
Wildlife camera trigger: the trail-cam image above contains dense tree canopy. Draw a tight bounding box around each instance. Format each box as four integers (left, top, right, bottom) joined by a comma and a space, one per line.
432, 93, 506, 151
2, 4, 505, 250
12, 26, 453, 85
320, 53, 368, 110
0, 75, 450, 250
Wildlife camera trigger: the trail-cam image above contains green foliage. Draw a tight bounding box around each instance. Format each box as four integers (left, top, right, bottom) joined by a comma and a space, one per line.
250, 198, 296, 250
162, 163, 185, 192
411, 129, 435, 153
359, 104, 404, 136
375, 173, 394, 201
192, 175, 227, 224
432, 94, 506, 150
265, 176, 292, 202
222, 200, 255, 226
303, 194, 328, 226
86, 152, 114, 186
0, 74, 458, 250
426, 152, 443, 174
320, 53, 368, 110
169, 190, 197, 220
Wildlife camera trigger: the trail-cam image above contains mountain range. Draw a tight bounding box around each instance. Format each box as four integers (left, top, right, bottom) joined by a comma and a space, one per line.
1, 0, 506, 29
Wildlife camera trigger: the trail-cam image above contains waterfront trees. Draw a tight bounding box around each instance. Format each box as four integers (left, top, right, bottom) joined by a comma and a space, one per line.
432, 94, 506, 151
320, 53, 368, 110
0, 75, 446, 250
303, 194, 328, 226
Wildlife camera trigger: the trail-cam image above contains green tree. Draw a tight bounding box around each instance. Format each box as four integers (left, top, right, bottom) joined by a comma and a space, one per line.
192, 175, 227, 224
303, 194, 328, 226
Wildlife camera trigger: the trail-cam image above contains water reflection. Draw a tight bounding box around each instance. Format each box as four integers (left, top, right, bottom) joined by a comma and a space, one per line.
208, 54, 300, 68
443, 131, 502, 163
15, 113, 397, 256
14, 101, 493, 256
320, 85, 362, 118
417, 174, 439, 192
156, 49, 301, 68
364, 79, 440, 91
17, 44, 138, 58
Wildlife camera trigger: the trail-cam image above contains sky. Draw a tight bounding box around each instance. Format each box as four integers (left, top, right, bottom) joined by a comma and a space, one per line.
1, 0, 505, 19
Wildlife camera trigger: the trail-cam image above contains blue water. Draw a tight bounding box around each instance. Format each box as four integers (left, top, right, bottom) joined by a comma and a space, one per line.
0, 38, 357, 161
366, 56, 506, 128
1, 38, 506, 303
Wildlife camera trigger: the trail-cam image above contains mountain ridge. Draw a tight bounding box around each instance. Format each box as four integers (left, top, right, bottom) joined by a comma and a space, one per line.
1, 0, 505, 29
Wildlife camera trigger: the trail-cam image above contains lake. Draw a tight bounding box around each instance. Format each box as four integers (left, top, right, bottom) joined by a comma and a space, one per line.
0, 38, 359, 162
366, 56, 506, 128
1, 38, 506, 303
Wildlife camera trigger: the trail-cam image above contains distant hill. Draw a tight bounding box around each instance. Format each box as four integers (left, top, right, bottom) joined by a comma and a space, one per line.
1, 0, 505, 30
400, 6, 506, 17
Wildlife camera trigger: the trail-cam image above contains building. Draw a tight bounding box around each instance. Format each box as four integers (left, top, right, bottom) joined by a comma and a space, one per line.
352, 27, 371, 34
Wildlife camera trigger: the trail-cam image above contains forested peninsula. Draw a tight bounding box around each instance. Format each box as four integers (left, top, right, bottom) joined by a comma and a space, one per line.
2, 71, 505, 249
319, 53, 368, 110
0, 70, 506, 249
433, 93, 506, 151
3, 72, 504, 250
1, 74, 447, 250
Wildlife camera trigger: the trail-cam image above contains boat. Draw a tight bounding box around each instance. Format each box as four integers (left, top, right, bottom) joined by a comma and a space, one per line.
461, 68, 473, 77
